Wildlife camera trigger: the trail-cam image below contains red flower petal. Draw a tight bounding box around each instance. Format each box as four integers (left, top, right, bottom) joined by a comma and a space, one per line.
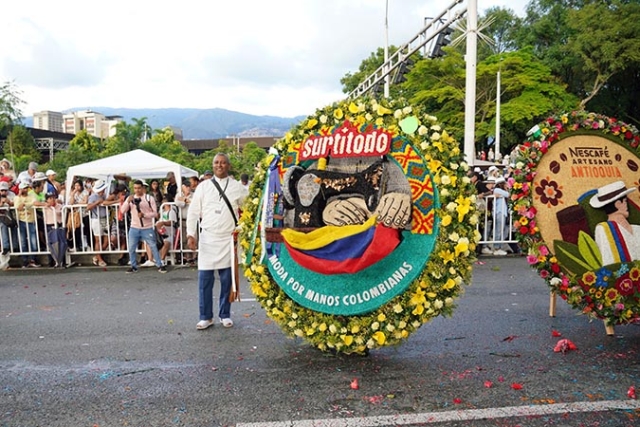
350, 379, 359, 390
511, 383, 523, 390
484, 380, 493, 388
552, 330, 562, 337
453, 398, 463, 404
628, 386, 636, 399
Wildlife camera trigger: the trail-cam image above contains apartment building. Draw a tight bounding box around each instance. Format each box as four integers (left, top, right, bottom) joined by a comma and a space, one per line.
62, 110, 122, 138
33, 110, 64, 133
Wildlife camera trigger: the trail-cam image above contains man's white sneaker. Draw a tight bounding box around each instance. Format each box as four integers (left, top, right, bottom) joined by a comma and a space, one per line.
141, 260, 155, 267
481, 247, 493, 255
196, 319, 214, 330
493, 249, 508, 256
219, 318, 234, 328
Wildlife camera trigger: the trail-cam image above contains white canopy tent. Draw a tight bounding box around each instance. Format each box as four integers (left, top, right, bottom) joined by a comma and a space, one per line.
64, 149, 198, 203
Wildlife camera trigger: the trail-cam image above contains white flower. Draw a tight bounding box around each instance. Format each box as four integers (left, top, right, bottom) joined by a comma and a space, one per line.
329, 324, 337, 333
431, 132, 441, 141
420, 141, 429, 150
550, 277, 562, 286
450, 163, 459, 170
434, 299, 444, 309
440, 188, 450, 197
319, 114, 328, 124
418, 125, 429, 136
394, 109, 403, 119
430, 125, 442, 132
469, 215, 478, 225
403, 106, 413, 114
461, 162, 470, 171
371, 322, 380, 331
445, 297, 454, 306
446, 202, 457, 212
462, 176, 471, 184
441, 175, 451, 185
516, 162, 524, 169
449, 232, 460, 242
365, 113, 373, 121
386, 324, 396, 332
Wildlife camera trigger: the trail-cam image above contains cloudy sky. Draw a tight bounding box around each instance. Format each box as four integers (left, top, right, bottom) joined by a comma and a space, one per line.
2, 0, 529, 119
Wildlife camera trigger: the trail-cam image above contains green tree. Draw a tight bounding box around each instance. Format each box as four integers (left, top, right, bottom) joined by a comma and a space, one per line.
0, 81, 24, 138
6, 125, 40, 168
70, 129, 103, 153
139, 128, 195, 167
340, 46, 399, 94
103, 117, 149, 155
565, 0, 640, 109
404, 48, 577, 153
239, 142, 267, 176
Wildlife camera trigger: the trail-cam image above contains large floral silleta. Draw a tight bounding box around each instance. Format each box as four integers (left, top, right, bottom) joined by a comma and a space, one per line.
512, 111, 640, 326
239, 97, 479, 355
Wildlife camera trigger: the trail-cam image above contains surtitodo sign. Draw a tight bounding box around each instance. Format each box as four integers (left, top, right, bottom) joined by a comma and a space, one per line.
299, 120, 393, 160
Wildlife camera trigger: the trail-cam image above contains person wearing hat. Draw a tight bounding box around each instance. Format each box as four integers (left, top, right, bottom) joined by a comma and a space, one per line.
14, 179, 46, 268
45, 169, 61, 197
86, 179, 110, 267
16, 161, 38, 187
0, 158, 16, 182
590, 181, 640, 266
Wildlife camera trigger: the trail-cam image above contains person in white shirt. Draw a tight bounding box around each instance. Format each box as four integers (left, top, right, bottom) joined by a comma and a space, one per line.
187, 153, 248, 330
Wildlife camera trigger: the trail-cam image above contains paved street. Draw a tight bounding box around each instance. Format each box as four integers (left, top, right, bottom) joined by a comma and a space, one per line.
1, 257, 640, 427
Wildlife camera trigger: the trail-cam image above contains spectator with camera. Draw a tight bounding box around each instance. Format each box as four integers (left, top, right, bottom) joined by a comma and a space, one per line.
14, 179, 46, 268
121, 180, 167, 274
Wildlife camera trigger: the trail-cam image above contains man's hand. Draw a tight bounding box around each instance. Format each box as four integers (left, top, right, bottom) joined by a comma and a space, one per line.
374, 192, 411, 229
187, 235, 197, 251
323, 197, 371, 226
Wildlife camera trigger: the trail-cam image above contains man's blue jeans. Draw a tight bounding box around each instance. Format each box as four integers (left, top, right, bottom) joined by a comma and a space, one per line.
198, 268, 231, 321
18, 220, 38, 265
128, 227, 163, 269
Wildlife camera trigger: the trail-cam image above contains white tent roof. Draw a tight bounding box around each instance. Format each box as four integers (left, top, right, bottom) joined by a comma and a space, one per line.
65, 149, 198, 203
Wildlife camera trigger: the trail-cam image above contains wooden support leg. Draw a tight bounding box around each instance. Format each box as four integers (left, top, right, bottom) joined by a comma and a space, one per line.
549, 291, 556, 317
604, 321, 615, 336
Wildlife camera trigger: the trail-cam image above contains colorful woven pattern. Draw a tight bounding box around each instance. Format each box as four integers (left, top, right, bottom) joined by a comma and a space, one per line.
389, 136, 436, 234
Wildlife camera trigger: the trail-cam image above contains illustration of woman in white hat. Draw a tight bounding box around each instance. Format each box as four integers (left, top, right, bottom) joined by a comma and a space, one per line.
590, 181, 640, 266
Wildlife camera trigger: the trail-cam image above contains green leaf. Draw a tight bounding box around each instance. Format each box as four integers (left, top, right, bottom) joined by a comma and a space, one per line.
577, 231, 602, 269
553, 240, 591, 277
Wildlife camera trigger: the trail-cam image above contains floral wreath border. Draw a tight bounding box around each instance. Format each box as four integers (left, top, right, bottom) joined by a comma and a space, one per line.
238, 97, 479, 354
511, 110, 640, 325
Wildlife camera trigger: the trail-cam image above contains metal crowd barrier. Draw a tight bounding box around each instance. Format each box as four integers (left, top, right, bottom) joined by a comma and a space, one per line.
475, 194, 519, 251
0, 202, 197, 268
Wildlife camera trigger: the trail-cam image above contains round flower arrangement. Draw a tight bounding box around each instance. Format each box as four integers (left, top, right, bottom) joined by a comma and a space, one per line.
238, 97, 479, 354
512, 110, 640, 325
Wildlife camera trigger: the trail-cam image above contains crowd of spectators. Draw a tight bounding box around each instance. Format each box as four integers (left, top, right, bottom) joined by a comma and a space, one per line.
0, 158, 218, 270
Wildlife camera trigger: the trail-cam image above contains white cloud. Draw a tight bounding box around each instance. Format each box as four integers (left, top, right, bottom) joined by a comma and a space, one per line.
1, 0, 529, 119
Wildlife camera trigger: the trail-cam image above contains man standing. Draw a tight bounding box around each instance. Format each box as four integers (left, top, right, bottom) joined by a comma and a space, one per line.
187, 153, 248, 330
121, 180, 167, 273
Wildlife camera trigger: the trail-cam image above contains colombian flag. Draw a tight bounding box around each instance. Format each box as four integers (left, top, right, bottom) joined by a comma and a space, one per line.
281, 216, 401, 275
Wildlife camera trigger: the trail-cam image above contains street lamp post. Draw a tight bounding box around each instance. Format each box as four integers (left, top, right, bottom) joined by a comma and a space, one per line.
384, 0, 390, 98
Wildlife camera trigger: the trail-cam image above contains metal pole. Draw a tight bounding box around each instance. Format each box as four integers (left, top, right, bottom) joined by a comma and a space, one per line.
384, 0, 390, 98
463, 0, 478, 165
495, 70, 501, 162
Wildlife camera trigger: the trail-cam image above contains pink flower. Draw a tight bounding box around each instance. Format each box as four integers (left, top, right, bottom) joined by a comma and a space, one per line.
539, 246, 550, 256
615, 303, 625, 311
527, 255, 538, 265
540, 270, 550, 279
507, 177, 515, 186
525, 209, 535, 219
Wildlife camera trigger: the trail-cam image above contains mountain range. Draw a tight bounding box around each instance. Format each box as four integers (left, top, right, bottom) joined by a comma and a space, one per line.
28, 107, 307, 140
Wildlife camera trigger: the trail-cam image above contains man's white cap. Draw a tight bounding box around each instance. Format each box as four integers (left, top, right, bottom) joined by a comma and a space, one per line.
46, 169, 56, 176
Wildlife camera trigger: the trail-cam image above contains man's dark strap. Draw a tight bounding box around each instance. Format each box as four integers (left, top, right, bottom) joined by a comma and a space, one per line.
211, 178, 237, 226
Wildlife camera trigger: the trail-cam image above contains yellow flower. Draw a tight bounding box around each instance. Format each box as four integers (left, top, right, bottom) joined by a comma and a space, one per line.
441, 215, 452, 227
348, 102, 360, 114
351, 325, 360, 334
412, 304, 424, 315
318, 323, 327, 332
428, 158, 442, 172
377, 313, 386, 322
455, 195, 472, 222
372, 331, 386, 345
443, 278, 456, 290
519, 217, 529, 226
439, 250, 455, 264
455, 238, 470, 256
409, 288, 427, 306
393, 303, 403, 313
341, 334, 354, 346
376, 104, 392, 116
333, 108, 344, 120
306, 119, 318, 129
